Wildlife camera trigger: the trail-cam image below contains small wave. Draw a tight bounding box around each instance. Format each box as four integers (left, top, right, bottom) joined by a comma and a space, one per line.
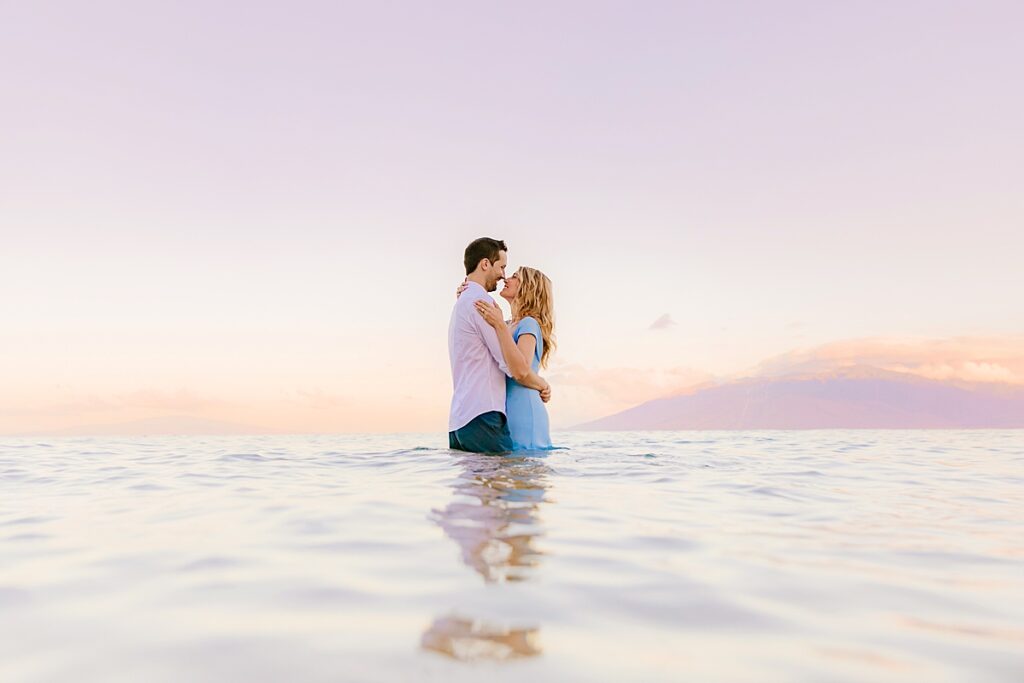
0, 515, 54, 527
218, 453, 272, 462
128, 483, 169, 492
178, 556, 248, 573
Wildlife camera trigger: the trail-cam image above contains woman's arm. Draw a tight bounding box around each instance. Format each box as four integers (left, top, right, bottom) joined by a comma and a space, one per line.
514, 332, 552, 403
475, 301, 550, 395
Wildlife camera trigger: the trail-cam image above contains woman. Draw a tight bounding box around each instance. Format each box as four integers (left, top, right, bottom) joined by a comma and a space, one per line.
472, 267, 556, 451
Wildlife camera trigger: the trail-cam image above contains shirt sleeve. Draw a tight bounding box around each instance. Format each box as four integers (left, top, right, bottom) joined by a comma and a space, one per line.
517, 317, 542, 358
516, 317, 541, 339
472, 302, 512, 377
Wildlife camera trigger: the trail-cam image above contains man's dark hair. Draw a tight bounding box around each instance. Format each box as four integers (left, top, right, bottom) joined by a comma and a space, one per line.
464, 237, 507, 275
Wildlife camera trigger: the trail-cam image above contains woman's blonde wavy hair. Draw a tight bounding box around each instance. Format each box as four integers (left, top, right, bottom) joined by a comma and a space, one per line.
511, 266, 556, 369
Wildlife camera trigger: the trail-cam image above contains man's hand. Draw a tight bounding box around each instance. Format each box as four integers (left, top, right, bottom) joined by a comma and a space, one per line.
540, 383, 552, 403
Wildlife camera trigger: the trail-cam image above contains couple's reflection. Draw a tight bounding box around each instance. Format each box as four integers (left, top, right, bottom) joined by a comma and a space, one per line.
421, 452, 552, 661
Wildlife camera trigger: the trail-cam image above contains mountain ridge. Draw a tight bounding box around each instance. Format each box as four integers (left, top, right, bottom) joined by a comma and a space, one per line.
578, 367, 1024, 430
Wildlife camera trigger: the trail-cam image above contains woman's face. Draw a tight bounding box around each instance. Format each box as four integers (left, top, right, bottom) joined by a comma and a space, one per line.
500, 270, 521, 301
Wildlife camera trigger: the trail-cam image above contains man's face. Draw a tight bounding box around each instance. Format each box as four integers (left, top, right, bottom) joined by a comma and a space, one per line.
485, 251, 508, 292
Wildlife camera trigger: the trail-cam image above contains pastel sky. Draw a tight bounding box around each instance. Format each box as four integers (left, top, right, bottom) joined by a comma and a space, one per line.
2, 2, 1022, 433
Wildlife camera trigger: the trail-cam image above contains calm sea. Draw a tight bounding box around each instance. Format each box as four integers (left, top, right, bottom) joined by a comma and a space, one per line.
2, 430, 1022, 682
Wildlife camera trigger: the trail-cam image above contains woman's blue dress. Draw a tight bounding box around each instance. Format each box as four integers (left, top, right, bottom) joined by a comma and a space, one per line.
506, 317, 553, 450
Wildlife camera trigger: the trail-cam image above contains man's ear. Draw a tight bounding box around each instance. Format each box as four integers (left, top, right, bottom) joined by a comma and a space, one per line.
480, 258, 492, 271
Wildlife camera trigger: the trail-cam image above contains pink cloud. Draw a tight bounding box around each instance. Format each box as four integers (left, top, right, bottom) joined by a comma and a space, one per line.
0, 388, 222, 418
550, 363, 713, 405
544, 362, 713, 428
750, 336, 1024, 385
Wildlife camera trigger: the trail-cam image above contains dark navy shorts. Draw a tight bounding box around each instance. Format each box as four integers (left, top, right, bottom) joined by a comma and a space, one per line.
448, 411, 513, 454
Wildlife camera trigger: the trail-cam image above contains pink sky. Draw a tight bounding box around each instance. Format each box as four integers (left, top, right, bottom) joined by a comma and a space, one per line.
1, 2, 1022, 433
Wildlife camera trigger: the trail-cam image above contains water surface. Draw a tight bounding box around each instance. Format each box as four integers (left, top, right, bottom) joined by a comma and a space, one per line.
1, 430, 1022, 681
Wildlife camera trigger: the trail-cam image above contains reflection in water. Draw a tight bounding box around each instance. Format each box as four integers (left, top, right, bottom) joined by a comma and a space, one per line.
422, 453, 551, 661
431, 453, 551, 583
421, 616, 541, 661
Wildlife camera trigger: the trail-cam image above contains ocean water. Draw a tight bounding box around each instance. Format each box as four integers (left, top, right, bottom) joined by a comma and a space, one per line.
1, 430, 1022, 682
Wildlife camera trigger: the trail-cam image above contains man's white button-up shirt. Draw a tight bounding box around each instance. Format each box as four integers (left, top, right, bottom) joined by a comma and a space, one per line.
448, 281, 511, 431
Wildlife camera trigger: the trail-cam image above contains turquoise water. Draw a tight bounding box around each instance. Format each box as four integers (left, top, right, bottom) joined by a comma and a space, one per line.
1, 430, 1022, 682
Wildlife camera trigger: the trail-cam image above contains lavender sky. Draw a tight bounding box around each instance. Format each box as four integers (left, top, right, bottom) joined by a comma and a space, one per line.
2, 2, 1022, 433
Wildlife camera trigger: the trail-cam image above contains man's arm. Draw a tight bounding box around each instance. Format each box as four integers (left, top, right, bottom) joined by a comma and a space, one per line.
474, 306, 516, 377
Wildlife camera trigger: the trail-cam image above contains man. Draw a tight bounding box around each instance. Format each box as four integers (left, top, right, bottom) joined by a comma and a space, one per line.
448, 237, 550, 453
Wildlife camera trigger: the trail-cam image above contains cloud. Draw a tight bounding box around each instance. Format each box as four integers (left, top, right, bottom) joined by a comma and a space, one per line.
0, 388, 233, 435
118, 388, 226, 412
0, 388, 223, 418
649, 314, 676, 331
545, 361, 715, 426
551, 363, 712, 404
750, 336, 1024, 385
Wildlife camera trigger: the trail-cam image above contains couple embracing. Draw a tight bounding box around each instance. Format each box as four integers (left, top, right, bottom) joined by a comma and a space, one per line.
448, 237, 556, 454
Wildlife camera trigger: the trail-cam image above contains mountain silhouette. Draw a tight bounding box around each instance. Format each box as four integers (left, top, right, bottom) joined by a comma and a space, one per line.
579, 367, 1024, 430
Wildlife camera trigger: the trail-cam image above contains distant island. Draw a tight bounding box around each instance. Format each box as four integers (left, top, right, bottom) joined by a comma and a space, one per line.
578, 367, 1024, 430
